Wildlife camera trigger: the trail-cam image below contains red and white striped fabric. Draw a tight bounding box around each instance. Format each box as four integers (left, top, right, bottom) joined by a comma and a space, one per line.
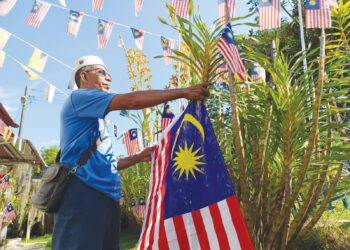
161, 118, 173, 132
97, 19, 113, 49
217, 24, 246, 81
170, 0, 189, 19
122, 129, 141, 156
137, 131, 253, 249
218, 0, 236, 20
0, 0, 16, 16
135, 0, 144, 15
329, 0, 338, 9
259, 0, 281, 30
25, 0, 51, 28
92, 0, 104, 11
67, 10, 83, 37
306, 0, 331, 29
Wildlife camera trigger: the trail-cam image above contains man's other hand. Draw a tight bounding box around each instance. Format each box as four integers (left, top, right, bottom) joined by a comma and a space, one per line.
136, 146, 156, 163
182, 82, 210, 101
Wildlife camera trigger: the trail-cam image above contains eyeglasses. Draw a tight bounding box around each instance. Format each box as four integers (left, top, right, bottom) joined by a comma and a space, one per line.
84, 68, 112, 81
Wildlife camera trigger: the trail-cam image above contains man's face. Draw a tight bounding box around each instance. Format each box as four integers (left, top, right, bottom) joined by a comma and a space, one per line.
80, 65, 112, 92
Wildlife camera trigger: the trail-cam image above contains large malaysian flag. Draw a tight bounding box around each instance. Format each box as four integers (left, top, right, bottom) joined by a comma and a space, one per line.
25, 0, 51, 28
305, 0, 331, 29
138, 101, 254, 250
258, 0, 281, 30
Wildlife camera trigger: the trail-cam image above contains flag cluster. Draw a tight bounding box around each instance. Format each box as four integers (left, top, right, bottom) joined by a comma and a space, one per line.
123, 129, 141, 156
217, 23, 246, 81
138, 101, 254, 250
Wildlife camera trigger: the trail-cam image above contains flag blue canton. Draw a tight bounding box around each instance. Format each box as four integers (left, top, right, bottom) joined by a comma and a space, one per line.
306, 0, 320, 10
259, 0, 272, 7
7, 203, 14, 212
222, 23, 237, 45
98, 19, 106, 34
31, 1, 41, 13
163, 101, 235, 219
129, 128, 138, 140
70, 10, 80, 22
131, 28, 143, 39
161, 36, 169, 50
218, 0, 227, 4
162, 104, 175, 119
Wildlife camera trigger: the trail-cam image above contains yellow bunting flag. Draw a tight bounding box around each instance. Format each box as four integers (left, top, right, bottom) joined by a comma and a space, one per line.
0, 28, 10, 50
20, 64, 40, 80
28, 48, 48, 72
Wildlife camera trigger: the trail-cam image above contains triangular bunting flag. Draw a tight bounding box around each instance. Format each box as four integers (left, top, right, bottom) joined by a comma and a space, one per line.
0, 28, 11, 50
44, 83, 55, 103
28, 48, 48, 72
0, 0, 17, 16
135, 0, 144, 16
97, 19, 113, 48
20, 64, 40, 80
92, 0, 104, 11
67, 10, 84, 37
131, 28, 145, 50
26, 0, 51, 28
0, 50, 5, 69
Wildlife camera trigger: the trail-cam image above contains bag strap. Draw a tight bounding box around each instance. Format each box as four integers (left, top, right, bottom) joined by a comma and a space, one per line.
69, 120, 107, 175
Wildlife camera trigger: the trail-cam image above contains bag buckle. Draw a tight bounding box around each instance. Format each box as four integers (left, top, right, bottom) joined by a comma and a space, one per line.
68, 165, 79, 176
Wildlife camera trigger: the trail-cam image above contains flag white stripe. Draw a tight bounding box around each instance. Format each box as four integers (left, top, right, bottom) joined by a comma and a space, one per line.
200, 206, 220, 250
164, 219, 180, 250
152, 135, 170, 249
182, 213, 201, 250
143, 139, 163, 248
218, 199, 242, 250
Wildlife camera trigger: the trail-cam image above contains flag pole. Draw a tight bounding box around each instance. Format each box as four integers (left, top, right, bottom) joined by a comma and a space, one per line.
297, 0, 308, 72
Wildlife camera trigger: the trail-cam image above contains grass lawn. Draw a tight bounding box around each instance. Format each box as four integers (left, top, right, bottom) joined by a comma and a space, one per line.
24, 227, 139, 250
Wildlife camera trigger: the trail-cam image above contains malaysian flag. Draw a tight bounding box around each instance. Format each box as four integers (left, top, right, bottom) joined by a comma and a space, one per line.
161, 104, 175, 132
218, 0, 236, 20
118, 36, 125, 48
305, 0, 331, 29
249, 62, 266, 83
92, 0, 104, 11
258, 0, 281, 30
0, 174, 10, 189
170, 0, 189, 19
3, 203, 16, 221
97, 19, 113, 48
161, 36, 174, 65
131, 28, 145, 50
138, 101, 254, 250
0, 0, 16, 16
135, 0, 143, 16
217, 23, 246, 81
67, 10, 83, 37
26, 0, 51, 28
215, 54, 229, 83
123, 128, 141, 156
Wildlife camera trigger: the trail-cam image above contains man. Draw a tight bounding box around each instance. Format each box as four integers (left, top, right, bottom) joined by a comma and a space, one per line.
53, 55, 209, 250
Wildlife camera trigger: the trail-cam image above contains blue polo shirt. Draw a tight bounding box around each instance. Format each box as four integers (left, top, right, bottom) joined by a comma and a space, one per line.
60, 88, 121, 201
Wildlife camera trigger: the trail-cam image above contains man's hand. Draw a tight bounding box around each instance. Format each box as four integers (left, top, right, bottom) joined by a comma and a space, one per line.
136, 146, 156, 163
182, 82, 210, 101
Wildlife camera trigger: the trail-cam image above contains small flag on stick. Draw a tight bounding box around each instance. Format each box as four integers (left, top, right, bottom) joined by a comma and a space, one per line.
123, 129, 141, 156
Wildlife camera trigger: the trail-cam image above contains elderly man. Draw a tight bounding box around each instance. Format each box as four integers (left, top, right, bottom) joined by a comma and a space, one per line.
52, 55, 209, 250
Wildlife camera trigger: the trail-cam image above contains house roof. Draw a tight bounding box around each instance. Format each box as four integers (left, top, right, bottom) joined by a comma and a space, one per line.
0, 138, 46, 167
0, 103, 19, 128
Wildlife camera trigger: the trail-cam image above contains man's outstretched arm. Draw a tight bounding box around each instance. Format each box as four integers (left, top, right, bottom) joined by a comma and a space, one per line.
117, 147, 155, 170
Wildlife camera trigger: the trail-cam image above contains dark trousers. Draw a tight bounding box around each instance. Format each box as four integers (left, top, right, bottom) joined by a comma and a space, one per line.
52, 177, 120, 250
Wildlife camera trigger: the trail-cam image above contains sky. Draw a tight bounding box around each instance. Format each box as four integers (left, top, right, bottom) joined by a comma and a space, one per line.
0, 0, 256, 156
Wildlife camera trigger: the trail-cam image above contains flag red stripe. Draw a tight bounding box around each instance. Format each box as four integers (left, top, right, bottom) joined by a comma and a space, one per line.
227, 195, 255, 250
173, 215, 191, 250
209, 203, 230, 249
138, 146, 159, 250
192, 209, 210, 250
